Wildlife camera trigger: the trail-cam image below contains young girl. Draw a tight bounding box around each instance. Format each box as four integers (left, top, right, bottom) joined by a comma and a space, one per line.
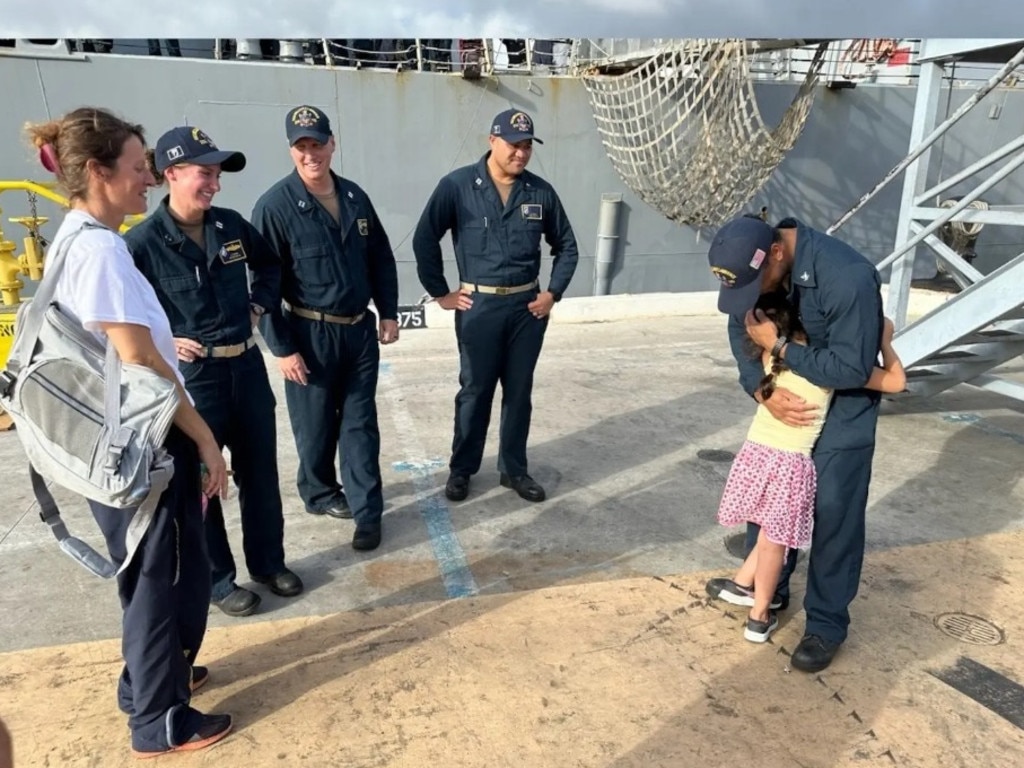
707, 291, 906, 643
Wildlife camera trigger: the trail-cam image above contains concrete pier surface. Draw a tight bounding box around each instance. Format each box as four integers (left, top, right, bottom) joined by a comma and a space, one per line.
2, 291, 1022, 767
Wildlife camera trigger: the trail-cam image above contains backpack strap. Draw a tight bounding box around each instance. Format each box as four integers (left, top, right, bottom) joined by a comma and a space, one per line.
31, 451, 176, 579
103, 342, 127, 471
4, 221, 105, 380
30, 466, 116, 578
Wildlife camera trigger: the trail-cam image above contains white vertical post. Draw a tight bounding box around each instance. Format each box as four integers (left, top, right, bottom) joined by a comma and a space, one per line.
889, 56, 944, 328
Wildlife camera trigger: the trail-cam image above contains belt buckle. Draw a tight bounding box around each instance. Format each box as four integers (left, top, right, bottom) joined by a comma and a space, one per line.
495, 286, 510, 295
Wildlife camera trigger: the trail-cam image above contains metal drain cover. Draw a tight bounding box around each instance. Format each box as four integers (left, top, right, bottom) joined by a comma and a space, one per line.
697, 449, 735, 462
934, 613, 1005, 646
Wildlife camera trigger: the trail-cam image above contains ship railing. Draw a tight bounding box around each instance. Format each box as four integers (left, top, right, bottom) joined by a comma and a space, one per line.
0, 38, 574, 76
572, 38, 922, 86
205, 39, 573, 75
0, 39, 212, 58
10, 38, 1022, 89
298, 39, 575, 75
747, 39, 921, 86
574, 38, 1024, 89
572, 38, 679, 69
747, 38, 1024, 89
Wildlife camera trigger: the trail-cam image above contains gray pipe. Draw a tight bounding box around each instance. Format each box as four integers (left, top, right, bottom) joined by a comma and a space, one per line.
594, 193, 622, 296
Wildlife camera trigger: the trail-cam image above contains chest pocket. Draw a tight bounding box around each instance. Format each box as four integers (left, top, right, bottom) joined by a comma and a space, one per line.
520, 219, 544, 252
342, 219, 370, 265
796, 291, 828, 346
457, 219, 488, 256
510, 200, 545, 255
159, 273, 200, 295
292, 244, 334, 286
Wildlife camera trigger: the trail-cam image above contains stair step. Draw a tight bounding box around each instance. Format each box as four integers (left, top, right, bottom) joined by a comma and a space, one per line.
925, 350, 1001, 364
887, 249, 1024, 400
961, 329, 1024, 344
994, 308, 1024, 322
906, 368, 952, 380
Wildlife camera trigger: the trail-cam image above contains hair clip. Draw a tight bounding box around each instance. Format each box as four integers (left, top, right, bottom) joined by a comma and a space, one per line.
39, 143, 61, 175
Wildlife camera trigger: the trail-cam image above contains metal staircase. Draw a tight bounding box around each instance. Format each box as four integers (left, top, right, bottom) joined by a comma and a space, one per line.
893, 251, 1024, 397
827, 38, 1024, 401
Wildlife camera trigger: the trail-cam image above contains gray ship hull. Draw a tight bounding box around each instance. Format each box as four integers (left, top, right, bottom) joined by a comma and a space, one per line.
2, 48, 1024, 303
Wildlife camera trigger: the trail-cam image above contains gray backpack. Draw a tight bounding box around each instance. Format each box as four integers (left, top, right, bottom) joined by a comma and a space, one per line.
0, 222, 180, 578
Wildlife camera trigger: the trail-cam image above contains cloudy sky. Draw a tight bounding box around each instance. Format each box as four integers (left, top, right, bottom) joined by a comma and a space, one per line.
2, 0, 1023, 38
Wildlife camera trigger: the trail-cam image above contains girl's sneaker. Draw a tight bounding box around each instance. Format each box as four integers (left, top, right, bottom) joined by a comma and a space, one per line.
705, 578, 782, 610
744, 612, 779, 643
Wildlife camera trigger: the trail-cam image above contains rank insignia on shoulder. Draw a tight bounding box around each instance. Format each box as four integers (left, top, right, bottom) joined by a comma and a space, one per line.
219, 239, 247, 264
357, 218, 369, 236
521, 203, 543, 220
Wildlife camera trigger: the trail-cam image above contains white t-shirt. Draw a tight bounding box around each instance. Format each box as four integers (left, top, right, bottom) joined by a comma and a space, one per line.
48, 209, 186, 391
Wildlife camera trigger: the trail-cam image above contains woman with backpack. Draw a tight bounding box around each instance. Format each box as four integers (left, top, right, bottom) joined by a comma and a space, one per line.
25, 107, 233, 757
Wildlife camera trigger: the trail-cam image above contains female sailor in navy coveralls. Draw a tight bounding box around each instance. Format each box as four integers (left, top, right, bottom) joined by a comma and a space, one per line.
127, 125, 302, 618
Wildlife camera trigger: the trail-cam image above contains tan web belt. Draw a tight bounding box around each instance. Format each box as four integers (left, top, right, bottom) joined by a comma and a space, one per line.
202, 336, 257, 359
460, 279, 538, 296
283, 301, 366, 325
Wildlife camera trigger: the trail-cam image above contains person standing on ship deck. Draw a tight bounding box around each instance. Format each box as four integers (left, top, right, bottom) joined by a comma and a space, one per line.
252, 105, 400, 552
125, 125, 302, 618
412, 109, 579, 504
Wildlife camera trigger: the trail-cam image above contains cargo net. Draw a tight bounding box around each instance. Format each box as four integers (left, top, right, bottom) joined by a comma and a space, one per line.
580, 40, 828, 228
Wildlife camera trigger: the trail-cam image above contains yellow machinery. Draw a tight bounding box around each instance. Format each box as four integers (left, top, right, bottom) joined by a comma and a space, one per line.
0, 181, 58, 369
0, 180, 145, 429
0, 180, 144, 368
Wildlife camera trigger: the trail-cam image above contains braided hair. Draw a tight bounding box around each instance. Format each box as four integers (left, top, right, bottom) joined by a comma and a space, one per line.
752, 290, 806, 401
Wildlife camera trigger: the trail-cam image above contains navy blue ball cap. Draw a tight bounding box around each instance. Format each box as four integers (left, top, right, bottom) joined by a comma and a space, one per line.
154, 126, 246, 173
286, 105, 332, 145
490, 108, 543, 144
707, 215, 775, 315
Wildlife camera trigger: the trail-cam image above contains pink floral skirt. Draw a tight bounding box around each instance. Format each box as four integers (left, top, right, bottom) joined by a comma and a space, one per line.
717, 440, 816, 549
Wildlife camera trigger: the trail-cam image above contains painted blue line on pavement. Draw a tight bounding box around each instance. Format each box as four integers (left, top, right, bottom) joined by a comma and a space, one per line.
392, 459, 446, 473
942, 412, 1024, 446
393, 459, 479, 598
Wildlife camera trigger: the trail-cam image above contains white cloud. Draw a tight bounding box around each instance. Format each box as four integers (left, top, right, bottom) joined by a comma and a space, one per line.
557, 0, 672, 14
